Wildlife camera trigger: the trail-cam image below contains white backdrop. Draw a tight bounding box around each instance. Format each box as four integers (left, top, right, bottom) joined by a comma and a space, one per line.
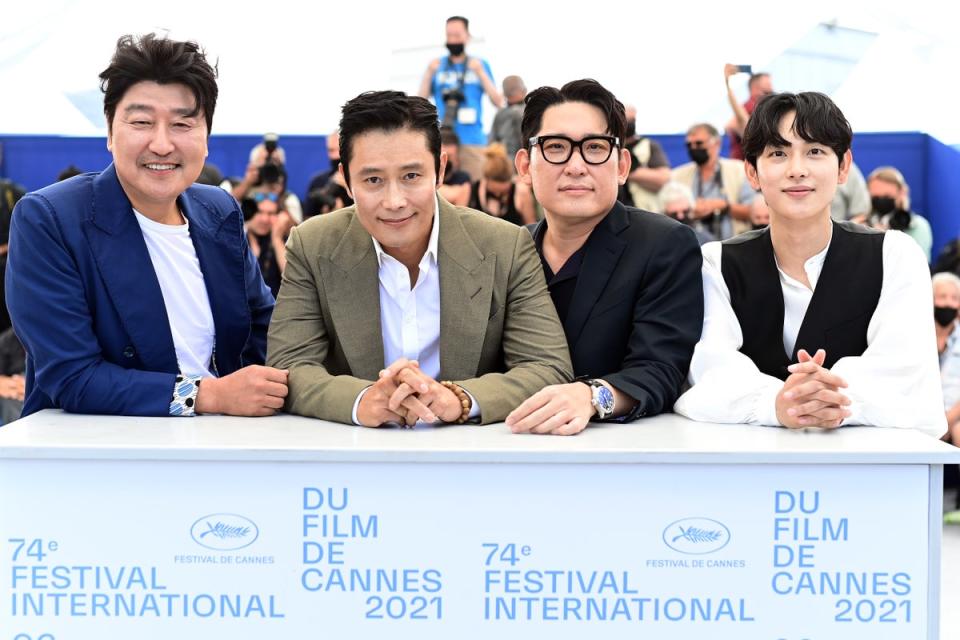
3, 1, 957, 141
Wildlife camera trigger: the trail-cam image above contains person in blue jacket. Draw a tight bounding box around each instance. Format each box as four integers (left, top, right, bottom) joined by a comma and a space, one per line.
6, 33, 288, 419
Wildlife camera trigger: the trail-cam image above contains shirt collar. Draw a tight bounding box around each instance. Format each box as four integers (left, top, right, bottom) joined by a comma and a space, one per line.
371, 195, 440, 270
774, 224, 833, 290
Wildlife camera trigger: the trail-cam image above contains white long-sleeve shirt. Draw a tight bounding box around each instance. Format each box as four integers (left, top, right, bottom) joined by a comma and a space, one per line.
351, 198, 479, 424
674, 229, 946, 438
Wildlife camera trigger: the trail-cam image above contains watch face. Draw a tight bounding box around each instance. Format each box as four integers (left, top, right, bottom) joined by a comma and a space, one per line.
597, 385, 615, 413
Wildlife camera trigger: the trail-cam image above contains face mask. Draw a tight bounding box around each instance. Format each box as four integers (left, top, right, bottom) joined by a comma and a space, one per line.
625, 120, 637, 139
687, 146, 710, 166
446, 43, 465, 57
935, 306, 958, 327
871, 196, 896, 215
329, 158, 339, 171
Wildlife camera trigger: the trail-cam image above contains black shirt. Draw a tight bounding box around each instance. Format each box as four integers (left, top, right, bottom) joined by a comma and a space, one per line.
533, 222, 588, 326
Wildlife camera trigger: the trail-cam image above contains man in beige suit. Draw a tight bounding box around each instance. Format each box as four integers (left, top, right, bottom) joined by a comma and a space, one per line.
672, 122, 754, 239
267, 91, 571, 426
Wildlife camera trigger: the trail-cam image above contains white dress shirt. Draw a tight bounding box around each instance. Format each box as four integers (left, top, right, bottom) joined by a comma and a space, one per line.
352, 198, 479, 424
134, 210, 216, 377
674, 230, 946, 438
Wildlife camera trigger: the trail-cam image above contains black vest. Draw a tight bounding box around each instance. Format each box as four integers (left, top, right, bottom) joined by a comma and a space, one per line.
721, 222, 884, 381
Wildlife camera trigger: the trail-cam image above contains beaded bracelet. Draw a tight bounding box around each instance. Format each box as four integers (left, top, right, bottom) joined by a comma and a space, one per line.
439, 381, 471, 424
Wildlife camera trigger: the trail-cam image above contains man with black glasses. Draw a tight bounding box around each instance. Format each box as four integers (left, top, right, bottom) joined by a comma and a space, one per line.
505, 79, 703, 436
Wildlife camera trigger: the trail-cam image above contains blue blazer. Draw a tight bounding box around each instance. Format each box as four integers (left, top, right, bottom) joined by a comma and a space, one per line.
5, 164, 274, 417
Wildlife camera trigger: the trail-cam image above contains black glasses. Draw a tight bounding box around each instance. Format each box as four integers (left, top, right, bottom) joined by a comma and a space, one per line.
529, 135, 619, 165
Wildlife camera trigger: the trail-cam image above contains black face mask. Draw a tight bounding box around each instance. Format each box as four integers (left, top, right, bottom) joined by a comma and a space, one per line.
687, 146, 710, 166
446, 42, 465, 57
871, 196, 897, 215
935, 306, 958, 327
329, 158, 339, 171
625, 120, 637, 139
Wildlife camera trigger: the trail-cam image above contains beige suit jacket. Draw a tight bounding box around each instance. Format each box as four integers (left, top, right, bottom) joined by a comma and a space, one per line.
672, 158, 750, 236
266, 198, 572, 424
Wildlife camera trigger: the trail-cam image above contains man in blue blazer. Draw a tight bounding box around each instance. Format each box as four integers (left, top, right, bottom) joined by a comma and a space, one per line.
507, 79, 703, 435
5, 34, 287, 419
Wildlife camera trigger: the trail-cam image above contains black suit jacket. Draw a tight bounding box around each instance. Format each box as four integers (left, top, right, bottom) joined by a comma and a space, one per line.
530, 203, 704, 418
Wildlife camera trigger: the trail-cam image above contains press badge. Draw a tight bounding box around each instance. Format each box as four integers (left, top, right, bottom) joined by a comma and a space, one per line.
458, 107, 478, 125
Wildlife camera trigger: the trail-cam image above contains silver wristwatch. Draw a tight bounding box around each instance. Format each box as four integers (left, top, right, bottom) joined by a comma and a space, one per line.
583, 379, 615, 420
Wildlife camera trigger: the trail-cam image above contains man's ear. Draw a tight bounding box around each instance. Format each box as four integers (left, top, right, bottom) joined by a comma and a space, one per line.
616, 147, 631, 186
515, 148, 532, 186
837, 149, 852, 186
339, 163, 353, 200
437, 151, 449, 186
744, 159, 761, 191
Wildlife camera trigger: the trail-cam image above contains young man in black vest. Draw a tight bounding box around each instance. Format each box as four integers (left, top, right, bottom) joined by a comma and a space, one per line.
675, 92, 945, 438
505, 79, 703, 436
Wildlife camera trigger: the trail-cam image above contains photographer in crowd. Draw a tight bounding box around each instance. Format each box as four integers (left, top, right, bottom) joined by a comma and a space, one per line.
419, 15, 502, 181
861, 166, 933, 262
243, 193, 295, 297
304, 130, 353, 218
228, 133, 304, 223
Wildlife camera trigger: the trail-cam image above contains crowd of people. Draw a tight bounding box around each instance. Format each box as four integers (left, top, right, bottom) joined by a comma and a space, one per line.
0, 21, 957, 522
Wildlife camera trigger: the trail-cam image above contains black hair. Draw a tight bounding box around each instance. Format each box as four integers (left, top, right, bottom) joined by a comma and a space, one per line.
99, 33, 218, 134
338, 91, 441, 186
521, 79, 626, 150
446, 16, 469, 31
56, 165, 83, 182
742, 92, 852, 168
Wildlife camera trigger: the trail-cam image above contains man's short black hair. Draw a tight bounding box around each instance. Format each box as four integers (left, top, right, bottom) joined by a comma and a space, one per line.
446, 16, 469, 31
742, 92, 852, 168
338, 91, 441, 187
521, 79, 626, 151
99, 33, 218, 134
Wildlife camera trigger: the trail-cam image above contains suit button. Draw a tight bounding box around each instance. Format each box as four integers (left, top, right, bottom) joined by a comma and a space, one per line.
123, 346, 136, 359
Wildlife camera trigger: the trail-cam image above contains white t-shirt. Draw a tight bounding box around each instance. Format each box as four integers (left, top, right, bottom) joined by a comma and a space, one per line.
134, 210, 216, 377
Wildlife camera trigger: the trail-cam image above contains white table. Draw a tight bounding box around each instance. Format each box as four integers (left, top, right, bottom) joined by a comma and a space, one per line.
1, 410, 958, 640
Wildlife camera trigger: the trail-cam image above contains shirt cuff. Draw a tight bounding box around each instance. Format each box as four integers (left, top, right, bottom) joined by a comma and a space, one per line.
752, 382, 783, 426
170, 374, 202, 417
464, 389, 480, 420
351, 386, 372, 425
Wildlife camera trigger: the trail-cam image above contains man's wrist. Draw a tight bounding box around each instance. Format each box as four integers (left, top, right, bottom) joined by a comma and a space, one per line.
439, 381, 471, 424
194, 377, 219, 415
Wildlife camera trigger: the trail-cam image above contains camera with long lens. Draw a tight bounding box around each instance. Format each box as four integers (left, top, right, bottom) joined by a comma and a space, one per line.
441, 88, 465, 129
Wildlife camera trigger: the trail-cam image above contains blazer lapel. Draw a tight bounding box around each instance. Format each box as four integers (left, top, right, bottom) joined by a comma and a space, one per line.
83, 164, 178, 372
179, 190, 246, 371
323, 210, 385, 379
564, 203, 629, 347
437, 199, 495, 379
